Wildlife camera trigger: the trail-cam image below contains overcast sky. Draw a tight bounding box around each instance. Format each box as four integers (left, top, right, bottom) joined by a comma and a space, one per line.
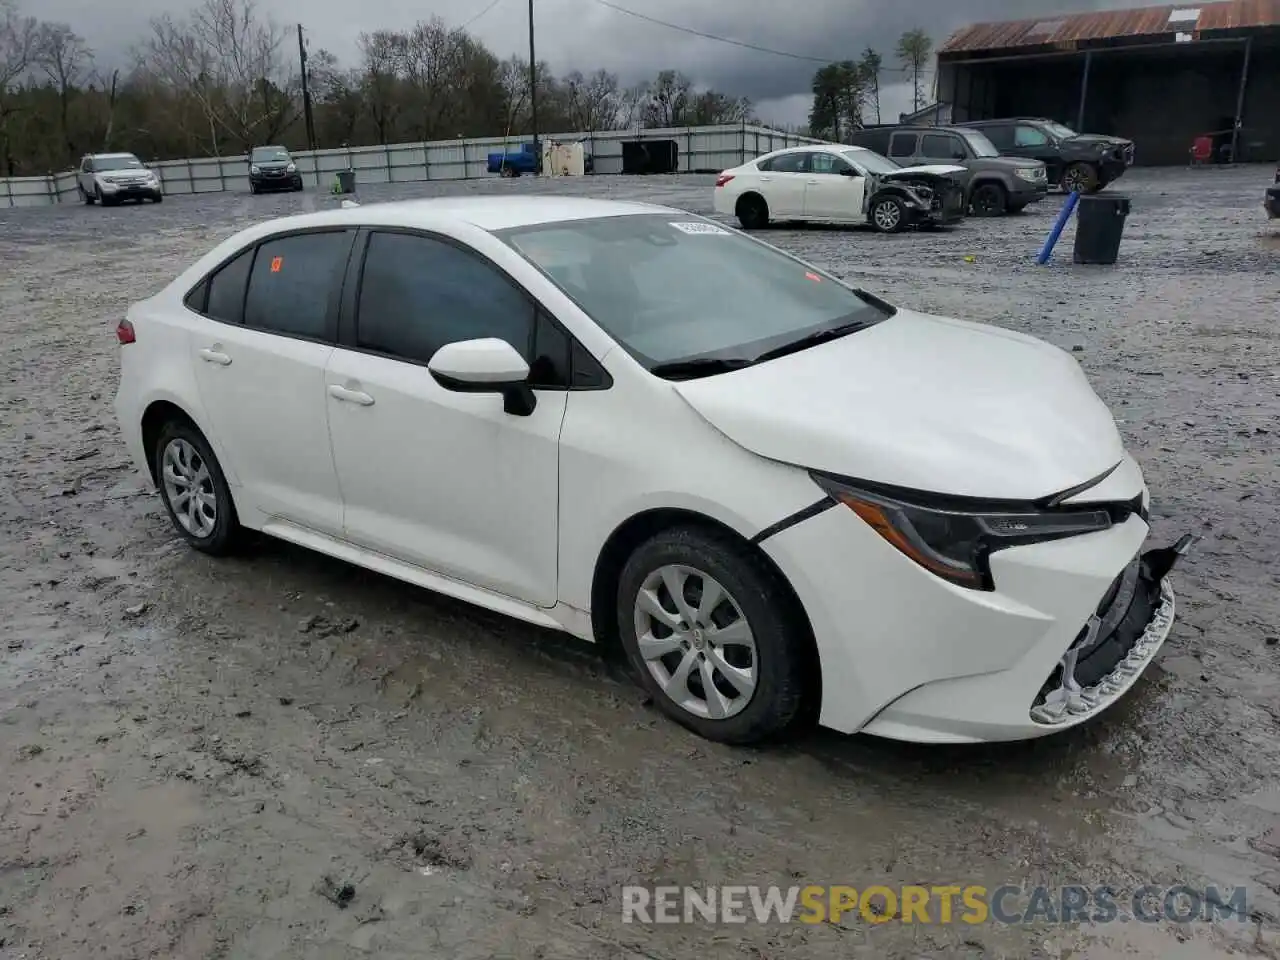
27, 0, 1153, 126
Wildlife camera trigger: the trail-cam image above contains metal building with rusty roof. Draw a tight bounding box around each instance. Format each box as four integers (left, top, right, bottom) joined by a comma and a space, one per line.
934, 0, 1279, 164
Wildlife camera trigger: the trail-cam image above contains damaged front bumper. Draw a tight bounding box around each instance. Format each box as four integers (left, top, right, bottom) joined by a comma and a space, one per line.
1030, 535, 1196, 726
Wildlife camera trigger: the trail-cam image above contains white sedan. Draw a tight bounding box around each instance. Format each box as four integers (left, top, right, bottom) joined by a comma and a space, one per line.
114, 196, 1191, 745
714, 144, 968, 233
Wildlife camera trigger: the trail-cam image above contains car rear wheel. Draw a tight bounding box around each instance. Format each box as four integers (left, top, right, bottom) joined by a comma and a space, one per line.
970, 182, 1008, 217
154, 421, 242, 556
1062, 163, 1100, 194
735, 194, 769, 230
870, 196, 906, 233
617, 526, 808, 744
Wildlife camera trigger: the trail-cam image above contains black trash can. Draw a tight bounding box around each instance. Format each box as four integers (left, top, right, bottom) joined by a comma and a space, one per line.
336, 169, 355, 194
1073, 195, 1131, 265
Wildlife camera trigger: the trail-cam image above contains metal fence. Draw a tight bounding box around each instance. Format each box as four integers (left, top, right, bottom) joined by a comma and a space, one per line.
2, 123, 826, 208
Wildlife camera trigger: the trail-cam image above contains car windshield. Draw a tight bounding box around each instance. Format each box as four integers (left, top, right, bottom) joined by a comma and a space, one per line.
1043, 121, 1077, 140
841, 148, 899, 175
500, 214, 892, 376
252, 147, 290, 161
99, 154, 141, 169
961, 131, 1000, 157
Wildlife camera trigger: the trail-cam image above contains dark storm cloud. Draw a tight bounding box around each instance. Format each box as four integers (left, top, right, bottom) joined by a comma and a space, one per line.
30, 0, 1156, 102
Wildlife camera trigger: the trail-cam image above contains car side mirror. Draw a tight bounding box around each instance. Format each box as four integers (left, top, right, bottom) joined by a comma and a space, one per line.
839, 168, 860, 178
952, 152, 967, 161
428, 338, 536, 416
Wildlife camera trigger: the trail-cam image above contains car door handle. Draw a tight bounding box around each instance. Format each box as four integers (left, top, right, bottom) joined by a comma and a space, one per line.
806, 179, 819, 184
198, 348, 232, 366
758, 176, 772, 181
328, 384, 375, 406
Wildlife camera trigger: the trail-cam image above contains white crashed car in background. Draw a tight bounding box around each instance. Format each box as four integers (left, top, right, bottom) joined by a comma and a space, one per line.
77, 152, 164, 206
714, 144, 969, 233
114, 196, 1192, 746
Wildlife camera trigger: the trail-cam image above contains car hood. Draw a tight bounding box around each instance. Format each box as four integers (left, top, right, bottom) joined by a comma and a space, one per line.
971, 156, 1045, 172
672, 307, 1126, 500
881, 164, 968, 180
97, 167, 151, 177
1066, 133, 1133, 148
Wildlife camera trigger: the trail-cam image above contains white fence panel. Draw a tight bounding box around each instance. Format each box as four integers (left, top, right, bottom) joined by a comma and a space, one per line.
1, 124, 832, 208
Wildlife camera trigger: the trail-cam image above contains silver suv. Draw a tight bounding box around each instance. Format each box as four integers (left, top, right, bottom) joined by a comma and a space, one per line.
77, 153, 163, 206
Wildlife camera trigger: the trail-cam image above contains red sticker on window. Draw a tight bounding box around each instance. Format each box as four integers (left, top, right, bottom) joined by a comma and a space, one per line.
270, 256, 283, 273
805, 271, 822, 282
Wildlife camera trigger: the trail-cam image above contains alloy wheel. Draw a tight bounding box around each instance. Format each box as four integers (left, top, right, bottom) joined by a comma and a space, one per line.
161, 438, 217, 538
873, 200, 901, 231
632, 564, 758, 720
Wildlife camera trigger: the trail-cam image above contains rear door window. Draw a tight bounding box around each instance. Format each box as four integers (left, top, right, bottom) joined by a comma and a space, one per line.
243, 231, 351, 341
888, 133, 917, 159
979, 124, 1015, 150
202, 248, 255, 324
921, 134, 963, 160
758, 152, 808, 173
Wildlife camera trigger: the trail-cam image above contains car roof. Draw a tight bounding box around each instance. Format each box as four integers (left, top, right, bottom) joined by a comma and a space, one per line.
240, 196, 683, 233
89, 152, 138, 159
962, 118, 1050, 125
762, 144, 860, 154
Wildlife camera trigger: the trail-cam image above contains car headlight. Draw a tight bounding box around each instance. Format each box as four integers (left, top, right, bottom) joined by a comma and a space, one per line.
1015, 167, 1042, 181
286, 162, 296, 173
811, 472, 1113, 590
251, 164, 260, 174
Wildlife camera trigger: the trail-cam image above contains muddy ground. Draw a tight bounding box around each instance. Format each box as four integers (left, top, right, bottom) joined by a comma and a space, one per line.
1, 166, 1278, 959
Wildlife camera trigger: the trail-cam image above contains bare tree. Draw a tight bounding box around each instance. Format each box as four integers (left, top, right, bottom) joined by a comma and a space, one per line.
496, 55, 529, 137
617, 81, 650, 129
564, 68, 620, 132
400, 19, 467, 141
39, 23, 92, 163
142, 0, 298, 153
644, 70, 691, 128
895, 28, 933, 113
357, 30, 403, 144
0, 0, 41, 174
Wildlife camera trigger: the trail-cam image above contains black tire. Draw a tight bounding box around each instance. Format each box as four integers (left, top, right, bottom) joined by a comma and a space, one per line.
616, 526, 809, 745
79, 185, 93, 205
735, 193, 769, 230
1062, 162, 1100, 194
970, 182, 1008, 217
94, 185, 108, 206
869, 195, 907, 233
153, 420, 242, 556
250, 182, 259, 195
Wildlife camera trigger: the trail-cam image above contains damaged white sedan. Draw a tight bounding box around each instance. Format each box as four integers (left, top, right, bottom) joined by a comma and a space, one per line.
115, 195, 1192, 747
714, 144, 968, 233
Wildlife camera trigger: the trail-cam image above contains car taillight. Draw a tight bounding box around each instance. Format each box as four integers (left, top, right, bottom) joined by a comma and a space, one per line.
116, 319, 136, 344
715, 174, 734, 188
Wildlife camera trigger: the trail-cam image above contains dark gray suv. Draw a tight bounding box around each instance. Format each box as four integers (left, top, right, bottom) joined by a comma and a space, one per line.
848, 125, 1049, 216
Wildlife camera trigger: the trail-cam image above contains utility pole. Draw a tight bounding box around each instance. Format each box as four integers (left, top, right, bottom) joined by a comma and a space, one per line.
527, 0, 539, 170
298, 24, 317, 152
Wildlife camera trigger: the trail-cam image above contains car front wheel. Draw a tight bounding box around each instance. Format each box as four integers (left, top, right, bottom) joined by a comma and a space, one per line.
617, 526, 808, 744
1062, 162, 1100, 194
154, 421, 242, 556
870, 196, 907, 233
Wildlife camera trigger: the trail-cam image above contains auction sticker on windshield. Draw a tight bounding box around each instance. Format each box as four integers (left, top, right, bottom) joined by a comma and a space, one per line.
670, 221, 730, 235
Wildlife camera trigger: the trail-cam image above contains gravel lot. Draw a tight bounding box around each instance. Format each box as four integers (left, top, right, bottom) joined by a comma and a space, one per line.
2, 166, 1278, 960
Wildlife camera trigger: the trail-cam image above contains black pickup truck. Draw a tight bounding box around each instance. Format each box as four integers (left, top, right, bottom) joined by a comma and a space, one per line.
959, 118, 1134, 194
